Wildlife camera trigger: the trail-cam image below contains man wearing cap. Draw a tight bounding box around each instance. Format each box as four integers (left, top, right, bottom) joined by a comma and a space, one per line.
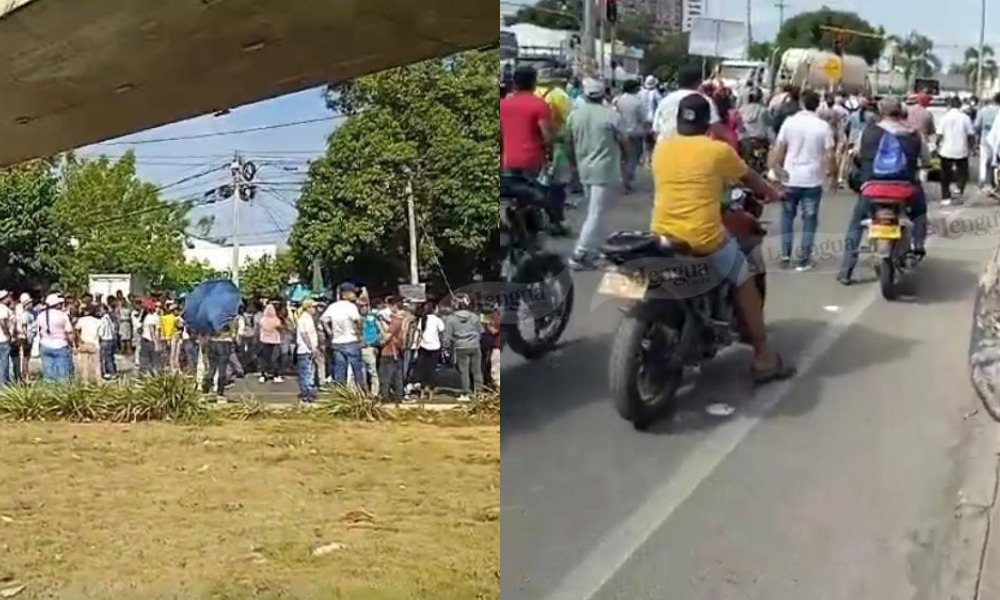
652, 93, 795, 384
295, 299, 319, 403
320, 282, 367, 390
566, 77, 627, 270
837, 95, 929, 285
652, 65, 722, 142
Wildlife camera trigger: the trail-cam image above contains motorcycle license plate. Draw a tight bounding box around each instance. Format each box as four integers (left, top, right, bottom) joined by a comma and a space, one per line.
598, 272, 646, 300
869, 224, 902, 240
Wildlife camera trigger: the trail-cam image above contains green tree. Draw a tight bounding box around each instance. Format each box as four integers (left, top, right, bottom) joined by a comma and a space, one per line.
964, 46, 999, 91
748, 41, 775, 62
167, 259, 226, 294
642, 33, 706, 84
775, 8, 886, 65
239, 251, 298, 298
0, 160, 68, 289
888, 32, 941, 88
53, 152, 196, 290
292, 50, 498, 291
509, 0, 581, 31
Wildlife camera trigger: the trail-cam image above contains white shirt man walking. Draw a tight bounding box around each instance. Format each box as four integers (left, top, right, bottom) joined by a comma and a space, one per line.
769, 89, 835, 271
938, 95, 975, 205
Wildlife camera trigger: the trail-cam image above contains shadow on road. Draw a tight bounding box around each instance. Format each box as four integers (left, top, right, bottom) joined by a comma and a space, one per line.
911, 256, 982, 305
644, 318, 918, 433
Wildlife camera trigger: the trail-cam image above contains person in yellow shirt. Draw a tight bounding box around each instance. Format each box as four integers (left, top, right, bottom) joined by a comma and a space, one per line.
537, 73, 574, 235
159, 303, 182, 371
651, 94, 795, 384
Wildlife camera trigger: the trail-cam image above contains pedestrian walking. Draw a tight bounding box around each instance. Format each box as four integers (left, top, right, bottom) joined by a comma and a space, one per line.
613, 79, 647, 191
770, 89, 835, 271
938, 95, 975, 205
567, 77, 627, 271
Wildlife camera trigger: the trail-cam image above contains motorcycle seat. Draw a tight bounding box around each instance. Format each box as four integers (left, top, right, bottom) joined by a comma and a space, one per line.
602, 230, 692, 263
861, 181, 916, 203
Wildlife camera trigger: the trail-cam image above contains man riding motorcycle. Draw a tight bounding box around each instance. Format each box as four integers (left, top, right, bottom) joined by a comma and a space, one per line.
651, 94, 796, 384
837, 96, 929, 286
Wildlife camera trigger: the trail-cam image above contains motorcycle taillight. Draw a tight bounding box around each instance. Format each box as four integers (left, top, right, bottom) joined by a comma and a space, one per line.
873, 207, 898, 222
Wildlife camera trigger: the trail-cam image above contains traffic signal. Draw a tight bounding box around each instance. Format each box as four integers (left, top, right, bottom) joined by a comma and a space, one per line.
606, 0, 618, 24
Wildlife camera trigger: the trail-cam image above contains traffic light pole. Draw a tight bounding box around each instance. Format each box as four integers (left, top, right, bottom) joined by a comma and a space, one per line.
582, 0, 596, 74
230, 154, 243, 287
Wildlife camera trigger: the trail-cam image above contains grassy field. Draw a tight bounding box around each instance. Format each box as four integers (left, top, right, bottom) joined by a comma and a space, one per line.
0, 419, 499, 600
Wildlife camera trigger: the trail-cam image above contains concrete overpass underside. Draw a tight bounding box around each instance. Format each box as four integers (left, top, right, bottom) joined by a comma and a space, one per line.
0, 0, 495, 166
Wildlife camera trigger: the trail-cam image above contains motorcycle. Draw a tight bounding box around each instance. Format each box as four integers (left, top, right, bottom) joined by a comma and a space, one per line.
598, 188, 767, 430
499, 174, 574, 359
860, 181, 922, 301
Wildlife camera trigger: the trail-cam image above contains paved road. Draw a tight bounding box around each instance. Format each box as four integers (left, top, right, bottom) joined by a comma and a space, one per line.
501, 178, 1000, 599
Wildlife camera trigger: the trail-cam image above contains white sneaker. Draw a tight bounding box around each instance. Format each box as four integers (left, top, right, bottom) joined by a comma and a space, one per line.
795, 264, 815, 273
258, 376, 266, 383
457, 395, 472, 403
274, 376, 284, 384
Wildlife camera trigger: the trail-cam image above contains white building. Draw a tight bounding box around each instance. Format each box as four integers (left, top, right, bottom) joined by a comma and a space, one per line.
683, 0, 706, 32
184, 238, 279, 276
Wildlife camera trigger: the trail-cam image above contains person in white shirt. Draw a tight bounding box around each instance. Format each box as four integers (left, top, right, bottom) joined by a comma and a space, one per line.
0, 291, 13, 386
769, 89, 836, 271
139, 307, 161, 375
937, 95, 976, 204
414, 302, 446, 401
320, 283, 366, 390
12, 293, 33, 382
98, 306, 118, 379
652, 65, 721, 141
295, 299, 320, 403
75, 308, 102, 383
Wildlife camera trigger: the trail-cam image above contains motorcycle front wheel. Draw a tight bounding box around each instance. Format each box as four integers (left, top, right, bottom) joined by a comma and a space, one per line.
504, 252, 575, 360
609, 314, 687, 431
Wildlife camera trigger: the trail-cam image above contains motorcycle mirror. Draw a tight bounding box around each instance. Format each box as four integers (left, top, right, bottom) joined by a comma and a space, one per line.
730, 188, 746, 202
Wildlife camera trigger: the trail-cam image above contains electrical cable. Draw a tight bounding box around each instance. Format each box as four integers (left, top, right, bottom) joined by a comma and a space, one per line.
99, 116, 343, 146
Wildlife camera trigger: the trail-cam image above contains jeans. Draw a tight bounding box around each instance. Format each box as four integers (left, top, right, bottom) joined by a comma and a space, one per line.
575, 184, 614, 258
139, 339, 158, 375
622, 135, 645, 187
0, 342, 10, 386
781, 186, 824, 266
100, 340, 117, 378
10, 341, 27, 382
183, 339, 199, 373
361, 346, 380, 396
379, 355, 405, 400
296, 353, 317, 401
454, 347, 484, 394
332, 342, 366, 390
839, 187, 929, 275
202, 340, 232, 396
41, 346, 72, 382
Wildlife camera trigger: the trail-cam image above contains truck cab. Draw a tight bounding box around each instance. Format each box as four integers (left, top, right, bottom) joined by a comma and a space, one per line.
717, 60, 767, 93
500, 28, 518, 87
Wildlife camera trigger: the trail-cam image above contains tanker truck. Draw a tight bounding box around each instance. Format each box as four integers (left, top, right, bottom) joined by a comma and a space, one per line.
772, 48, 871, 95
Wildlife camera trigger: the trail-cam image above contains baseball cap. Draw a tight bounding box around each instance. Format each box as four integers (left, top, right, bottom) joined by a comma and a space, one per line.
582, 78, 605, 99
676, 93, 712, 136
339, 281, 358, 295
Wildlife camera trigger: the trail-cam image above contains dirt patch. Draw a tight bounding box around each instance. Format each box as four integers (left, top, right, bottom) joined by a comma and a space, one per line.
0, 420, 499, 599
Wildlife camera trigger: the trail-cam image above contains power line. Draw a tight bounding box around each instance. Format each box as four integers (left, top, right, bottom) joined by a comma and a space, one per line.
99, 116, 343, 147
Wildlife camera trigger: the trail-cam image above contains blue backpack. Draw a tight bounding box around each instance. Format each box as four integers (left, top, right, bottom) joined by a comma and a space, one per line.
363, 314, 381, 346
873, 131, 908, 179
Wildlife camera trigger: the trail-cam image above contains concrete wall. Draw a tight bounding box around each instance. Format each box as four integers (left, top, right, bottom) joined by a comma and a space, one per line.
0, 0, 494, 166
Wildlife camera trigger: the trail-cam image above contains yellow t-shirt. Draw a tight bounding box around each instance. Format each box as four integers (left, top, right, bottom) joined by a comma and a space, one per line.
536, 86, 572, 131
160, 314, 179, 339
651, 135, 748, 254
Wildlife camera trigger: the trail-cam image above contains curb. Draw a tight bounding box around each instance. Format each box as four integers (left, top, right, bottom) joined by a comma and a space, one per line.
939, 408, 1000, 600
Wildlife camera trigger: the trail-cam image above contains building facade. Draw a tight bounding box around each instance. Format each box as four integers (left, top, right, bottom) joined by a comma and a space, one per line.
682, 0, 706, 32
620, 0, 705, 33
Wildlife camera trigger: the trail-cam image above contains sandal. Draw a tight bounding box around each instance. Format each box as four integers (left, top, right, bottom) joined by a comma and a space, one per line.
752, 354, 797, 387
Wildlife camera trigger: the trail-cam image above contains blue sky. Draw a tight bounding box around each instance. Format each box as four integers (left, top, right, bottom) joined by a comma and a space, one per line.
79, 87, 335, 247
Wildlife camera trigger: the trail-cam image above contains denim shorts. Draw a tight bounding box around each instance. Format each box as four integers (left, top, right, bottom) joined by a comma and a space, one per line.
705, 236, 751, 287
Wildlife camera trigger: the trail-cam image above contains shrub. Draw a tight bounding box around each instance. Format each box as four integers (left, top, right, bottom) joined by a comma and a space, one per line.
460, 391, 500, 420
317, 384, 394, 422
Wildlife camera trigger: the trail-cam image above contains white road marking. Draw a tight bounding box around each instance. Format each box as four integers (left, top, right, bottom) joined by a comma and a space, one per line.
542, 208, 978, 600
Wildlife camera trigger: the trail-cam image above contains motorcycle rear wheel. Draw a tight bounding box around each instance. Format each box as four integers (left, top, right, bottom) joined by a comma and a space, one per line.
877, 257, 899, 301
609, 314, 686, 431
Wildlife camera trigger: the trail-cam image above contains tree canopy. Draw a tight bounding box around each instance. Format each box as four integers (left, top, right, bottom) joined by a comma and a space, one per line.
290, 50, 498, 293
239, 251, 298, 299
775, 8, 886, 65
0, 160, 67, 290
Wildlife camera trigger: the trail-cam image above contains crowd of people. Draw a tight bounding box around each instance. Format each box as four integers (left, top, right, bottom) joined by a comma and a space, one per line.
0, 285, 501, 403
500, 59, 1000, 387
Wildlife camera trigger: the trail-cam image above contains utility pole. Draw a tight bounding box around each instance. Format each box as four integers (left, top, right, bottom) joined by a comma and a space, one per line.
745, 0, 753, 60
978, 0, 987, 96
582, 0, 596, 76
775, 0, 788, 30
230, 154, 243, 288
598, 0, 607, 80
404, 168, 419, 286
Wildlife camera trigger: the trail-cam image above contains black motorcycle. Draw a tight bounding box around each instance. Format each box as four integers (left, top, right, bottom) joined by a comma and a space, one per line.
499, 174, 574, 359
599, 189, 767, 430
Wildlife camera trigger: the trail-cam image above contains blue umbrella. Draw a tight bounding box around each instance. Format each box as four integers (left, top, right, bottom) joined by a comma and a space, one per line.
182, 279, 242, 335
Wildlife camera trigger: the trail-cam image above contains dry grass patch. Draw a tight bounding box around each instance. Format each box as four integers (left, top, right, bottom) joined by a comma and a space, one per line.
0, 419, 499, 600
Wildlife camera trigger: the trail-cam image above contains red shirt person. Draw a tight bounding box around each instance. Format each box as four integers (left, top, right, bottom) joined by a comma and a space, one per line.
500, 66, 552, 174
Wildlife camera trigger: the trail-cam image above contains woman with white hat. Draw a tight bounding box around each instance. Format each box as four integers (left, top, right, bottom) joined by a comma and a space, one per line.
36, 293, 74, 382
